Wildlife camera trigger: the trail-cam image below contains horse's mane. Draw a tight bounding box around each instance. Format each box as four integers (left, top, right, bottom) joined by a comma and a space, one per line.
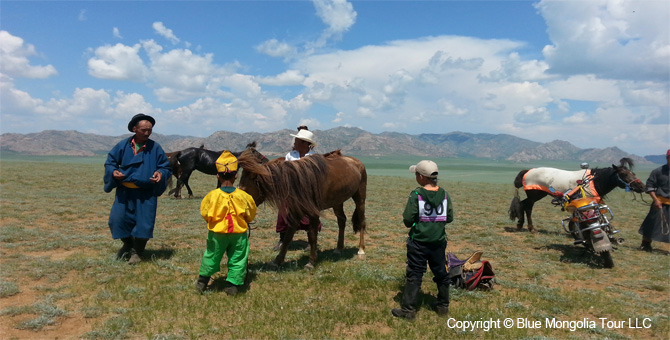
238, 149, 328, 223
619, 157, 634, 170
589, 157, 635, 199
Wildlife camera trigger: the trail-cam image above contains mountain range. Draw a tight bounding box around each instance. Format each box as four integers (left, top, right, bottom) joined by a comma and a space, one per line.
0, 128, 662, 164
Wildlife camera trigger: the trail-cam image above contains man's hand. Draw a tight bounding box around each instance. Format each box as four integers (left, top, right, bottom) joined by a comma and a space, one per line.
113, 170, 125, 180
650, 192, 662, 209
150, 171, 162, 183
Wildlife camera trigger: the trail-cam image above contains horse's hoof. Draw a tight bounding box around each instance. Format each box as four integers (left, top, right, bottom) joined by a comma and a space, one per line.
528, 226, 538, 233
357, 249, 366, 256
304, 263, 315, 270
516, 225, 523, 231
264, 261, 280, 271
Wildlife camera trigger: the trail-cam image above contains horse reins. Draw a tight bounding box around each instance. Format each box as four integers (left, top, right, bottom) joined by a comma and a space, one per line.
616, 172, 641, 192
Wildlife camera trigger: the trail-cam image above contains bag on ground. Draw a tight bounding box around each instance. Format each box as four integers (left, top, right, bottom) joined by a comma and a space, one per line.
447, 251, 496, 290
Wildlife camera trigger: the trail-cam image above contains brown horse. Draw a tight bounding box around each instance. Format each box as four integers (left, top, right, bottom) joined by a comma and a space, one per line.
509, 158, 645, 231
237, 147, 367, 270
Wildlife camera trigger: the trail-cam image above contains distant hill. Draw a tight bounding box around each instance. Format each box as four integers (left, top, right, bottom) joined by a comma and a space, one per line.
0, 128, 654, 164
644, 154, 667, 164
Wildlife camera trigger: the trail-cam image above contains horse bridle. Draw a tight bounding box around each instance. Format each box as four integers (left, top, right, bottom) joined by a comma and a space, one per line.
615, 171, 641, 192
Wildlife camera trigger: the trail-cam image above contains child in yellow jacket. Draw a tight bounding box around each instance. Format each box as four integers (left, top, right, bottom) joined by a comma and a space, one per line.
196, 151, 257, 295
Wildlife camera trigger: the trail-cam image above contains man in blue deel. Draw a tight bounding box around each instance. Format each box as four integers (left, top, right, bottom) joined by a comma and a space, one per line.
104, 113, 172, 265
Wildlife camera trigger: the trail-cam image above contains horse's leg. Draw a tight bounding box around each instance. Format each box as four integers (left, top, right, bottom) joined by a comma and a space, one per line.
332, 204, 346, 255
305, 216, 319, 270
173, 178, 183, 199
352, 183, 367, 256
517, 198, 527, 230
185, 182, 193, 198
180, 171, 194, 198
271, 226, 296, 269
524, 191, 546, 232
525, 199, 536, 232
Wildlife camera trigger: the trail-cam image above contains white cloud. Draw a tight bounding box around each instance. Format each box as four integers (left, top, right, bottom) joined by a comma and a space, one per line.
113, 27, 122, 39
563, 112, 589, 124
256, 39, 297, 59
332, 111, 345, 123
546, 75, 620, 102
152, 22, 180, 45
311, 0, 357, 48
537, 0, 670, 81
87, 43, 148, 81
297, 118, 321, 130
0, 31, 58, 78
78, 9, 87, 21
256, 70, 305, 86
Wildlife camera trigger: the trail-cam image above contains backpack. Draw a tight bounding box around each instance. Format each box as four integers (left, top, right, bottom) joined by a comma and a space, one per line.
447, 252, 496, 291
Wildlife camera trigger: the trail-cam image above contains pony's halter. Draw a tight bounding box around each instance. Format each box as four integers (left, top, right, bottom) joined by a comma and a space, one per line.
616, 172, 641, 192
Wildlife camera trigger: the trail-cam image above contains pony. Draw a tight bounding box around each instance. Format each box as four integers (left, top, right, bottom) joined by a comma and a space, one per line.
167, 142, 265, 198
237, 147, 367, 270
509, 158, 645, 232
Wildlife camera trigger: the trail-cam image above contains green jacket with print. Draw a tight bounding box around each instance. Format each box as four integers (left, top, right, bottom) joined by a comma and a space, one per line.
402, 186, 453, 243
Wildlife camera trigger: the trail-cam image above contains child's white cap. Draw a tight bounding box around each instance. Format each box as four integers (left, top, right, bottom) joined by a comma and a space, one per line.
409, 160, 438, 178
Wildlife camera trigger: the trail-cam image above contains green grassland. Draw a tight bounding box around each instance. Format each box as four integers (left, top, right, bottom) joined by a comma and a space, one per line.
0, 155, 667, 339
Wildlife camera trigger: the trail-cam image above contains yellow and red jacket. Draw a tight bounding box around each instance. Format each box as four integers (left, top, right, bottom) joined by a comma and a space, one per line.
200, 187, 256, 234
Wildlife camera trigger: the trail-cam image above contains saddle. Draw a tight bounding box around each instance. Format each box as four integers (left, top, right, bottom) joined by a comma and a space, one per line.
447, 251, 496, 291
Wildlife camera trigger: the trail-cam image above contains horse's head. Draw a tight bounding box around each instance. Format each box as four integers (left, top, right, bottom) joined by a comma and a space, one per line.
612, 157, 645, 193
237, 146, 271, 205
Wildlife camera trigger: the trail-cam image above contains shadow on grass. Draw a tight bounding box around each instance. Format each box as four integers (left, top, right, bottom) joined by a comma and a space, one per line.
246, 246, 361, 274
502, 226, 563, 236
391, 287, 444, 313
145, 248, 176, 260
545, 243, 615, 269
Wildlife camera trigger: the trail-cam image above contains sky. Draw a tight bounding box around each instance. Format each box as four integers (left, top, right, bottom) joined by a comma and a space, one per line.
1, 0, 668, 156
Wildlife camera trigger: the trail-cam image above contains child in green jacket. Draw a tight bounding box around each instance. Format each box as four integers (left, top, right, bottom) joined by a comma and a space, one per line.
392, 160, 453, 319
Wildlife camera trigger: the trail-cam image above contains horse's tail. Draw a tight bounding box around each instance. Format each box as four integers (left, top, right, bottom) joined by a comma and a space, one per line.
167, 151, 182, 190
509, 170, 528, 221
514, 169, 528, 189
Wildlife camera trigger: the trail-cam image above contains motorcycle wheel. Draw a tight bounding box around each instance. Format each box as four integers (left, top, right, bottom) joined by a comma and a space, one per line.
601, 251, 614, 268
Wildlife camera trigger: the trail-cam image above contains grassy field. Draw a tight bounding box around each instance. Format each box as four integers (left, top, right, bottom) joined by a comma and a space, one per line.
0, 156, 667, 340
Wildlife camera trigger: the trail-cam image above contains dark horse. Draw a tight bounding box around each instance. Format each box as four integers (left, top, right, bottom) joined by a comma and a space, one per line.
237, 147, 367, 270
167, 142, 265, 198
509, 157, 645, 231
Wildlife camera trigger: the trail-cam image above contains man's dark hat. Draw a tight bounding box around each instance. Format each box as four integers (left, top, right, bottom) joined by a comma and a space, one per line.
127, 113, 155, 132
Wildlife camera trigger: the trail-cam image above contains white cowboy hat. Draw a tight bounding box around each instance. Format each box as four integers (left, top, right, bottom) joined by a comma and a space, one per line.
290, 129, 318, 147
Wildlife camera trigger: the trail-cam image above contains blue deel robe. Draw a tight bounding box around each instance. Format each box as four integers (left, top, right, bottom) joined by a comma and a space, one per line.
104, 137, 172, 239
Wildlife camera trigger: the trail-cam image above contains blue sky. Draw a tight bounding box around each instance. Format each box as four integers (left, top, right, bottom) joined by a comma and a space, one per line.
1, 0, 668, 156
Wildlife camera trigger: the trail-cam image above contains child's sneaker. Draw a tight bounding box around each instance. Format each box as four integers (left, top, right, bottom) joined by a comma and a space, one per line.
223, 282, 239, 296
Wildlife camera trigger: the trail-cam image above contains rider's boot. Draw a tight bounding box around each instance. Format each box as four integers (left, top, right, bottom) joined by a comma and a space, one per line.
391, 278, 420, 320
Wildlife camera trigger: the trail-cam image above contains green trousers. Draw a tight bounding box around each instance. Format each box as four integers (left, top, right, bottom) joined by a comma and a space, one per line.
199, 231, 249, 286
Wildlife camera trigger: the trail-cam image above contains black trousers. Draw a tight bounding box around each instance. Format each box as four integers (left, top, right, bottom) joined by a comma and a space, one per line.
405, 238, 449, 285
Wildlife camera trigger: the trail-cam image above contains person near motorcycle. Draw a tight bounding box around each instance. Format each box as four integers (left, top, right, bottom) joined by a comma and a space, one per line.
638, 149, 670, 252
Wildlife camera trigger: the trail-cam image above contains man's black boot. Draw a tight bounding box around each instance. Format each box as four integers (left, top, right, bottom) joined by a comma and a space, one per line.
128, 238, 148, 265
117, 237, 134, 260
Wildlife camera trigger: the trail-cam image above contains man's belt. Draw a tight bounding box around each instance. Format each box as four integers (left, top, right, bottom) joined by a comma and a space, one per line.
658, 196, 670, 205
121, 182, 140, 189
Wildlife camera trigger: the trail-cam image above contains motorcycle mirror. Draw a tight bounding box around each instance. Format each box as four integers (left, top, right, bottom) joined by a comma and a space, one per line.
580, 162, 589, 169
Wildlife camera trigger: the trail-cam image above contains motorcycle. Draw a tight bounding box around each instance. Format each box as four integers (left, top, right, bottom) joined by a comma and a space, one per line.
551, 167, 622, 268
